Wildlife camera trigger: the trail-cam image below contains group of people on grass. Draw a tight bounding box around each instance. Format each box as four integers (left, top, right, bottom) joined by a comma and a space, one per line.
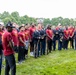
0, 21, 76, 75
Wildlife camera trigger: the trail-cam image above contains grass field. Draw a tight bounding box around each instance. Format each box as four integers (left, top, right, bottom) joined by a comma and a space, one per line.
1, 49, 76, 75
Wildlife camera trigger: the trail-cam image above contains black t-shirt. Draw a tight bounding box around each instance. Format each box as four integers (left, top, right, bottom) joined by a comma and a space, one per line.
40, 29, 46, 40
59, 29, 64, 39
53, 29, 59, 40
33, 30, 40, 40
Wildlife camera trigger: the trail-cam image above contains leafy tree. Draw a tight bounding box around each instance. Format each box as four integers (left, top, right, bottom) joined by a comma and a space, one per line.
62, 18, 70, 26
11, 11, 20, 24
0, 11, 75, 26
43, 18, 51, 26
0, 11, 10, 19
3, 17, 11, 25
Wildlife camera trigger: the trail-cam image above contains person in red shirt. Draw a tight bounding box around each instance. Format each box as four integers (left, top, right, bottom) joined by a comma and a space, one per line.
63, 27, 69, 50
46, 25, 54, 53
68, 26, 74, 49
11, 28, 19, 53
2, 22, 16, 75
0, 24, 4, 75
29, 24, 36, 56
0, 24, 3, 50
25, 24, 30, 41
24, 24, 30, 58
18, 26, 25, 63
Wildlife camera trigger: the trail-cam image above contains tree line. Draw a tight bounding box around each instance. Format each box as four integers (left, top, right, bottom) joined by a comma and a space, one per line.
0, 11, 76, 26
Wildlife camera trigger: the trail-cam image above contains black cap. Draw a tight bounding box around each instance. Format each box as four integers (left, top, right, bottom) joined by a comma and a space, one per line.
6, 21, 14, 28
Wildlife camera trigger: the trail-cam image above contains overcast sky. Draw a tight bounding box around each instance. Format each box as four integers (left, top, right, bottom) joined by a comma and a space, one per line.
0, 0, 76, 19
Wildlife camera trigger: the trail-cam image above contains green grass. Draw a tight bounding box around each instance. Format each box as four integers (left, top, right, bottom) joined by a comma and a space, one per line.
2, 49, 76, 75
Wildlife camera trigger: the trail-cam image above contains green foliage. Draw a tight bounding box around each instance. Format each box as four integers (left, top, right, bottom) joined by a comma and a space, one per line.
0, 11, 37, 25
3, 17, 11, 25
43, 18, 51, 26
44, 17, 76, 26
11, 11, 20, 24
0, 11, 76, 26
61, 18, 70, 26
0, 11, 10, 19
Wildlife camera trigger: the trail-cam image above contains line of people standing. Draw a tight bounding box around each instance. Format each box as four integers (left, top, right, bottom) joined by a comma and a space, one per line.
0, 21, 76, 75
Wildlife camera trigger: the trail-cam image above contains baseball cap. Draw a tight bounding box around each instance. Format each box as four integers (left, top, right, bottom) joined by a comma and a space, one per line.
6, 21, 14, 28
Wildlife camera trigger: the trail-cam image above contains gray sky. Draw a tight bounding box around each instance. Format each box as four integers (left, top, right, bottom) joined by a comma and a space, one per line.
0, 0, 76, 19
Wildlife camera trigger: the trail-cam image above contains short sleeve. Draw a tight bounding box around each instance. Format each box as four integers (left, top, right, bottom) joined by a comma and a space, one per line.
7, 33, 12, 42
18, 33, 22, 39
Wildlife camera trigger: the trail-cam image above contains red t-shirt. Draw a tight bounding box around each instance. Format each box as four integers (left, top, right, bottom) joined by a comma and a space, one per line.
46, 29, 53, 40
11, 29, 19, 46
64, 30, 69, 39
18, 31, 25, 46
29, 27, 36, 39
24, 29, 30, 41
69, 28, 74, 37
2, 31, 14, 56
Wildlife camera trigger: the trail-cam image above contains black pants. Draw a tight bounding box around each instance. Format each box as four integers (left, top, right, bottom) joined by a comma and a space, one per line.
74, 39, 76, 49
64, 39, 69, 49
24, 49, 28, 55
0, 54, 2, 75
5, 54, 16, 75
69, 38, 74, 49
33, 40, 39, 58
14, 46, 18, 53
18, 46, 25, 62
30, 39, 34, 52
47, 39, 52, 52
41, 39, 46, 55
0, 48, 2, 75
